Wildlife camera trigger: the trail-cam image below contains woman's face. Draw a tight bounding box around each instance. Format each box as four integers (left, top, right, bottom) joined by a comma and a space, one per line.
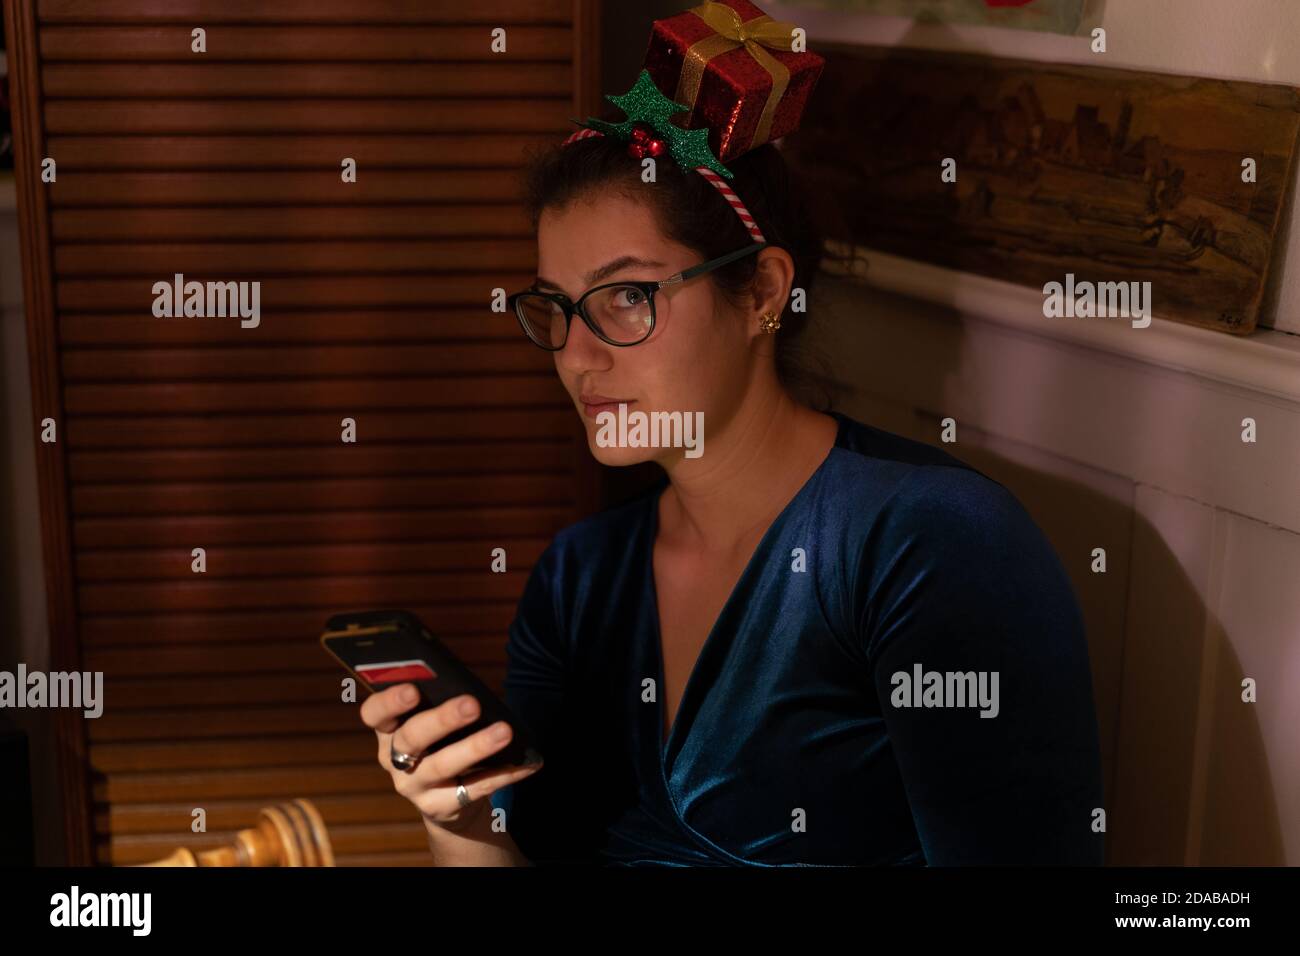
536, 190, 756, 467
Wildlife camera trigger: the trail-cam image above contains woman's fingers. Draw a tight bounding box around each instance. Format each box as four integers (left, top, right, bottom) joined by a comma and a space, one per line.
413, 761, 544, 825
399, 717, 533, 791
359, 683, 422, 734
362, 689, 544, 825
387, 693, 481, 763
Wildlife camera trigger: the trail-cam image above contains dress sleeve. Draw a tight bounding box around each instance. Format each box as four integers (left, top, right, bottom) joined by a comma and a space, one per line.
857, 467, 1105, 865
488, 539, 602, 865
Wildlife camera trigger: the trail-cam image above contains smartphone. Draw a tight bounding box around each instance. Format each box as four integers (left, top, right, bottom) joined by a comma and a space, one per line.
321, 609, 542, 773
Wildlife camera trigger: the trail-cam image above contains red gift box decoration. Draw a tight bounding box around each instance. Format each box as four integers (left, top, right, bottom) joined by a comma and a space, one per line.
642, 0, 825, 164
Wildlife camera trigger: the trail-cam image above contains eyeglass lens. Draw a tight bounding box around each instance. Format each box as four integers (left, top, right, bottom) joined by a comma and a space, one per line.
515, 284, 654, 348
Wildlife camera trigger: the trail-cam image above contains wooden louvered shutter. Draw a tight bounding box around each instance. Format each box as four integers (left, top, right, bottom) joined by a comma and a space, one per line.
7, 0, 602, 865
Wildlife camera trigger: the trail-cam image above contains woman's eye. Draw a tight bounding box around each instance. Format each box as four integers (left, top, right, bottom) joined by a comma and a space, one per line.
614, 288, 645, 308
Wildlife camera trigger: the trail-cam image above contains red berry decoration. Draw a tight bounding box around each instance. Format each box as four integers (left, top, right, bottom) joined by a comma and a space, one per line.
625, 124, 666, 160
580, 70, 734, 180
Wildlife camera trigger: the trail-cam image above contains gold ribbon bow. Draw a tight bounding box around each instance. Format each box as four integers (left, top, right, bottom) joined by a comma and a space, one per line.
675, 1, 799, 154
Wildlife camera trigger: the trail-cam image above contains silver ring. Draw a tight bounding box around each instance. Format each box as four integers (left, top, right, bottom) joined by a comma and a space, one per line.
455, 779, 472, 807
390, 740, 421, 774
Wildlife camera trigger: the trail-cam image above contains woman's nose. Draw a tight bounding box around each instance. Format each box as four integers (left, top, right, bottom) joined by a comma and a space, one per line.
555, 310, 609, 370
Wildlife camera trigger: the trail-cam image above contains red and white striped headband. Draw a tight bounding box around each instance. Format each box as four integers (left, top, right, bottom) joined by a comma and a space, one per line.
561, 127, 766, 244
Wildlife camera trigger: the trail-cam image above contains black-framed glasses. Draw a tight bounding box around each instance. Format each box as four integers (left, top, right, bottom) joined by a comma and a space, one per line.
507, 241, 769, 351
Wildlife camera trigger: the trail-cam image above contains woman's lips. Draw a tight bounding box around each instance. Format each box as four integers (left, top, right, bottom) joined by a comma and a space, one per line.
581, 398, 635, 420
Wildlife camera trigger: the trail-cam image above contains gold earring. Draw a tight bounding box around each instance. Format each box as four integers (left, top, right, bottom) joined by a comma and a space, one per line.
760, 311, 781, 333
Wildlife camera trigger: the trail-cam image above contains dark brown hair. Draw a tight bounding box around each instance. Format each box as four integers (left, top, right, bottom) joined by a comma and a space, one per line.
519, 133, 844, 412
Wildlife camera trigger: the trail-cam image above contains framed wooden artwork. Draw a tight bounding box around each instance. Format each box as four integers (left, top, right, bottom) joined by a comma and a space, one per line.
782, 44, 1300, 334
775, 0, 1096, 36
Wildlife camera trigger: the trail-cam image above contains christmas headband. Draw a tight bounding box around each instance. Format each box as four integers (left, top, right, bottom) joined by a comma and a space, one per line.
559, 1, 825, 245
561, 68, 767, 244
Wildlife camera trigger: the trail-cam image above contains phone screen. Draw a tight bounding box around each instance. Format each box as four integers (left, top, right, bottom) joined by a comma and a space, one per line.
355, 660, 437, 686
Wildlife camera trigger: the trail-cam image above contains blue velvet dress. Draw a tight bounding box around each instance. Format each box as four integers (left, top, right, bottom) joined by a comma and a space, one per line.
490, 409, 1104, 866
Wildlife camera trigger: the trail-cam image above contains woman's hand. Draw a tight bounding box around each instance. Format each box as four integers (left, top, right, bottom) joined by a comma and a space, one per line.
360, 683, 543, 834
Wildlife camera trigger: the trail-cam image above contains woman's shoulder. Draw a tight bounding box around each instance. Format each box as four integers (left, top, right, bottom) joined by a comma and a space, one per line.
826, 415, 1084, 658
830, 409, 982, 474
824, 411, 1025, 540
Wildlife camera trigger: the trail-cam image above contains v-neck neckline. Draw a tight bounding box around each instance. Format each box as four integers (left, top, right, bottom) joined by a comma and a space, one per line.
643, 411, 849, 769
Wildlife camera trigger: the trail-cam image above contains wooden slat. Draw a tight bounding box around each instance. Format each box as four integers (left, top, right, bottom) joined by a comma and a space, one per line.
39, 0, 572, 25
89, 705, 360, 742
90, 733, 373, 774
83, 630, 515, 671
102, 816, 426, 863
40, 26, 572, 60
52, 206, 532, 241
62, 409, 573, 447
102, 796, 414, 838
72, 508, 572, 550
61, 344, 549, 383
45, 135, 552, 172
64, 376, 564, 414
79, 602, 522, 647
48, 174, 530, 208
83, 633, 514, 680
93, 762, 393, 803
66, 439, 570, 480
58, 310, 528, 345
70, 474, 572, 515
97, 667, 507, 710
101, 821, 428, 865
56, 274, 536, 310
81, 678, 413, 723
54, 239, 536, 275
76, 538, 549, 579
77, 572, 536, 613
46, 99, 570, 134
86, 633, 524, 672
100, 793, 415, 836
43, 62, 571, 97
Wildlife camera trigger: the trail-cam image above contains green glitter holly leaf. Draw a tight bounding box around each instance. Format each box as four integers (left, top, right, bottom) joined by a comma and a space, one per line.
573, 68, 734, 180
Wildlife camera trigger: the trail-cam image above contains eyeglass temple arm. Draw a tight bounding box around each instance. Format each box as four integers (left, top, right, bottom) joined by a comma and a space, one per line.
660, 241, 769, 286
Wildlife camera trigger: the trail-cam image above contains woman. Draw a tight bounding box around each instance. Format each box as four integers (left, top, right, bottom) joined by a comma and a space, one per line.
360, 131, 1105, 867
